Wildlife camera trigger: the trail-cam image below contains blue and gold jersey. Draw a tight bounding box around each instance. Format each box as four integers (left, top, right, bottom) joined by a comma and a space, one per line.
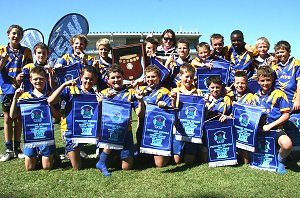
172, 83, 203, 108
252, 54, 274, 72
272, 56, 300, 107
252, 89, 290, 125
167, 57, 191, 87
139, 85, 171, 106
0, 44, 33, 94
210, 46, 230, 60
18, 89, 50, 100
60, 85, 95, 133
95, 57, 112, 91
59, 53, 93, 66
205, 95, 232, 120
227, 90, 254, 104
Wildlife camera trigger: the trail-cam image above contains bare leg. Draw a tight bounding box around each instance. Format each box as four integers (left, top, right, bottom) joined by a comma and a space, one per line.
68, 148, 81, 170
154, 155, 170, 168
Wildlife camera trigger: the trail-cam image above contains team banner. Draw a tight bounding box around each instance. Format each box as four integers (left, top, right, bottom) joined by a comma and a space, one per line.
250, 130, 278, 172
19, 98, 54, 148
20, 28, 44, 63
233, 102, 264, 152
175, 94, 205, 143
99, 98, 132, 150
140, 103, 175, 156
285, 114, 300, 147
48, 13, 89, 64
22, 68, 31, 92
150, 57, 170, 83
204, 118, 237, 167
196, 60, 229, 94
71, 94, 98, 144
54, 62, 82, 86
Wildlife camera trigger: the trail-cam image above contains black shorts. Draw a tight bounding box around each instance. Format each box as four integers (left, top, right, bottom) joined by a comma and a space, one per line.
1, 94, 14, 113
275, 129, 287, 147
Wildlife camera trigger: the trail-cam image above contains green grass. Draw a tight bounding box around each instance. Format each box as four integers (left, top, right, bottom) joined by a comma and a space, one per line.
1, 113, 300, 198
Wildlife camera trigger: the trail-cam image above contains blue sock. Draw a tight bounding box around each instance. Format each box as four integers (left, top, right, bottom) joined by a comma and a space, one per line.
277, 153, 286, 174
5, 141, 13, 151
96, 152, 111, 176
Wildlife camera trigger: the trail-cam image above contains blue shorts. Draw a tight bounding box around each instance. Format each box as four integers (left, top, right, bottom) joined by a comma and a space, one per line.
24, 144, 56, 157
173, 136, 200, 156
63, 131, 86, 153
112, 132, 134, 159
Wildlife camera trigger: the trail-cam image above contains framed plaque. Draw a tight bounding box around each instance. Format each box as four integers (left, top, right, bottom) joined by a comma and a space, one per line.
112, 43, 145, 84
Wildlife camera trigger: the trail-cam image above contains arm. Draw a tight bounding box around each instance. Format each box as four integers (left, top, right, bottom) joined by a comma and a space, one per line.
134, 89, 145, 118
10, 87, 23, 119
0, 52, 9, 71
292, 81, 300, 111
262, 112, 290, 132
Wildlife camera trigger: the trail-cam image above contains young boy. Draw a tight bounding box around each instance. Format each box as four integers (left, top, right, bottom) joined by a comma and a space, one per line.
210, 33, 229, 60
272, 40, 300, 112
144, 36, 160, 66
48, 65, 99, 170
252, 66, 292, 174
97, 64, 144, 176
0, 24, 33, 161
10, 66, 59, 171
170, 63, 203, 165
165, 38, 191, 88
136, 65, 172, 167
191, 42, 213, 69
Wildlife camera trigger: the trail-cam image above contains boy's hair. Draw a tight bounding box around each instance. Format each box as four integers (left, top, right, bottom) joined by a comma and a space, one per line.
70, 34, 88, 46
234, 70, 248, 80
257, 66, 274, 79
34, 42, 49, 54
7, 24, 23, 37
106, 64, 124, 77
96, 38, 111, 50
206, 75, 223, 87
144, 37, 159, 48
196, 42, 210, 51
177, 38, 190, 48
255, 37, 270, 49
81, 65, 98, 78
30, 66, 47, 78
160, 29, 176, 46
231, 30, 244, 40
274, 40, 291, 53
145, 65, 161, 79
210, 33, 224, 44
179, 63, 195, 75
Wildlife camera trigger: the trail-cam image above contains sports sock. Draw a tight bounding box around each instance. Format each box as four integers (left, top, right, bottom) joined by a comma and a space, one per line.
5, 141, 13, 151
14, 140, 21, 150
277, 153, 286, 174
96, 151, 111, 176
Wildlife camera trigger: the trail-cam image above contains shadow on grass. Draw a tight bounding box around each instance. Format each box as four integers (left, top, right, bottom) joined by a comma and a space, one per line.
161, 163, 199, 173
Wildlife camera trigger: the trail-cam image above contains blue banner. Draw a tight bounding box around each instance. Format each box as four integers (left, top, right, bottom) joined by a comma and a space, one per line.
250, 130, 278, 172
20, 28, 44, 63
140, 103, 175, 156
48, 13, 89, 64
233, 102, 264, 152
150, 57, 170, 83
247, 79, 260, 94
175, 94, 205, 143
54, 62, 82, 86
19, 98, 54, 148
204, 118, 237, 167
22, 68, 31, 92
285, 114, 300, 147
71, 94, 98, 144
99, 98, 132, 150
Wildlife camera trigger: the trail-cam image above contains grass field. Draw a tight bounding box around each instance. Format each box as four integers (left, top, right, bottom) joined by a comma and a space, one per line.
1, 113, 300, 198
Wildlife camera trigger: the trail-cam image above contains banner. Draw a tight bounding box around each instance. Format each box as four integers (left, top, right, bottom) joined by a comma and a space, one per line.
48, 13, 89, 64
22, 68, 31, 92
250, 130, 278, 172
204, 118, 237, 167
175, 94, 205, 143
285, 114, 300, 147
247, 79, 260, 94
150, 57, 170, 83
71, 94, 98, 144
54, 62, 82, 86
20, 28, 44, 63
233, 102, 264, 152
19, 98, 54, 148
99, 98, 132, 149
196, 60, 229, 94
140, 103, 175, 156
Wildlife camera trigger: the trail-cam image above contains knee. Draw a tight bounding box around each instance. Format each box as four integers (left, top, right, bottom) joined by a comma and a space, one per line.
25, 164, 35, 171
279, 136, 293, 150
173, 155, 181, 165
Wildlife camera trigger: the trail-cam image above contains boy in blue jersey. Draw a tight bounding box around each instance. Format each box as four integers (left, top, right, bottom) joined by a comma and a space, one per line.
191, 42, 213, 69
210, 33, 229, 60
57, 34, 93, 67
97, 64, 144, 176
0, 24, 33, 161
165, 38, 191, 88
170, 63, 203, 165
136, 65, 172, 167
252, 66, 292, 174
48, 66, 99, 170
272, 40, 300, 112
10, 67, 59, 171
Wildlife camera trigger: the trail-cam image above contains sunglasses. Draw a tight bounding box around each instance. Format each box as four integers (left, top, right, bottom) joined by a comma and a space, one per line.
163, 37, 173, 41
